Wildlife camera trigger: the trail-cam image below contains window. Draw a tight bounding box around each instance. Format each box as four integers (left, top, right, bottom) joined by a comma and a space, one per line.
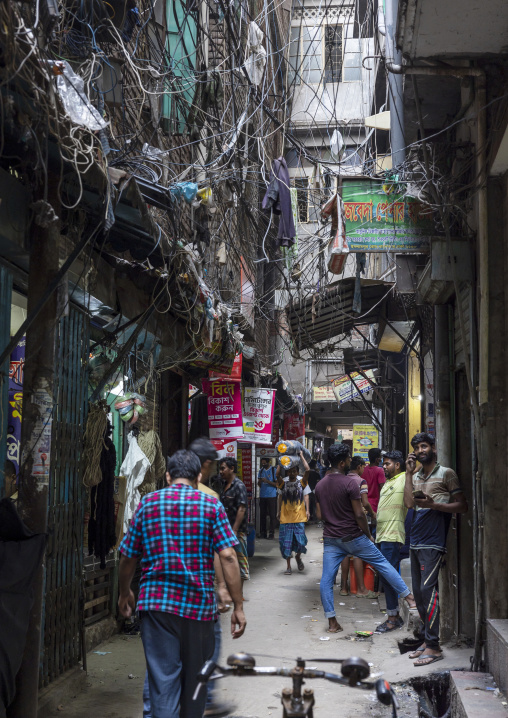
288, 26, 322, 85
294, 177, 309, 222
293, 177, 322, 223
324, 25, 343, 83
343, 39, 362, 81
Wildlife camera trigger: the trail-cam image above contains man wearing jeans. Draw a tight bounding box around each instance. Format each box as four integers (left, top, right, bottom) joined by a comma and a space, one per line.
405, 433, 467, 666
118, 450, 246, 718
315, 443, 416, 634
375, 450, 408, 633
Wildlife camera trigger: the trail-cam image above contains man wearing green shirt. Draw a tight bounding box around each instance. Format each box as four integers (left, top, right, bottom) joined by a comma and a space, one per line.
375, 450, 407, 633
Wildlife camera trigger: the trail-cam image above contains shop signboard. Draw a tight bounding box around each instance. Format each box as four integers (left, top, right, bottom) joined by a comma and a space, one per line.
255, 446, 278, 458
331, 370, 375, 405
202, 379, 244, 440
352, 424, 378, 460
342, 178, 434, 252
242, 387, 276, 444
312, 385, 336, 402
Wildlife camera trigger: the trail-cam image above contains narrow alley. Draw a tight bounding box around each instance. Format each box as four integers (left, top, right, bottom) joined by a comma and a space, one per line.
42, 527, 475, 718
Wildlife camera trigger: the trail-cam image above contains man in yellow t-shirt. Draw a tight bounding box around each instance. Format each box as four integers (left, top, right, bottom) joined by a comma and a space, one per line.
276, 453, 311, 575
375, 450, 407, 633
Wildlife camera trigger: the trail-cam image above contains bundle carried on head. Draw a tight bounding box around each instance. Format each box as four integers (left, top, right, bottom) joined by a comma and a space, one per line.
275, 440, 311, 470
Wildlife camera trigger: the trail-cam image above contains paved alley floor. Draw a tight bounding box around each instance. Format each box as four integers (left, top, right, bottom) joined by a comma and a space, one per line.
43, 525, 472, 718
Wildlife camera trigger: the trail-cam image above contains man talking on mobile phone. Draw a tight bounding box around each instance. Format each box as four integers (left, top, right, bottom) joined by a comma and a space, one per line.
404, 433, 468, 667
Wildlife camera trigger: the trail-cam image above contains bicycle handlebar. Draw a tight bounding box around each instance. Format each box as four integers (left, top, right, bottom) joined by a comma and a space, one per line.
193, 653, 398, 717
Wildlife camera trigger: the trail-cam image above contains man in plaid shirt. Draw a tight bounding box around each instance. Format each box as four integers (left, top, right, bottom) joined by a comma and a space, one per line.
118, 450, 246, 718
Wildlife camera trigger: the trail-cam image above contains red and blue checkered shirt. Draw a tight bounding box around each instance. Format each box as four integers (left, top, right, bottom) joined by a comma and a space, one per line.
119, 483, 238, 621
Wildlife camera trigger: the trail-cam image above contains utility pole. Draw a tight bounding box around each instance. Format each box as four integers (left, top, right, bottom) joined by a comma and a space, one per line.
385, 0, 406, 167
7, 178, 61, 718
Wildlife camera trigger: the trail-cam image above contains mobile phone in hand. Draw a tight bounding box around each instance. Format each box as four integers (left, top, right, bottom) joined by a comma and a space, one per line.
413, 490, 426, 499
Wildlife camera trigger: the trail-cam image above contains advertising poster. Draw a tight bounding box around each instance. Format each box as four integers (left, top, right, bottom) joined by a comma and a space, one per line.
331, 370, 375, 405
211, 438, 237, 460
352, 424, 378, 460
202, 379, 244, 440
209, 352, 242, 382
7, 336, 25, 476
242, 388, 276, 445
283, 414, 305, 442
237, 443, 253, 522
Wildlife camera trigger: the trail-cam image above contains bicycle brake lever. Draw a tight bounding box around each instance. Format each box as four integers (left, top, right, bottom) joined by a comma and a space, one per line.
192, 660, 217, 701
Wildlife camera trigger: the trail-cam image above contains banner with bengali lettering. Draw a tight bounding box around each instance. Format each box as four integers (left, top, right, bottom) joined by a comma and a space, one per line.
342, 178, 435, 252
7, 336, 25, 475
242, 388, 276, 445
202, 379, 244, 440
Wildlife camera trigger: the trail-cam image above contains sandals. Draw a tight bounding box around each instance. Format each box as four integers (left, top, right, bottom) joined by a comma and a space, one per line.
408, 645, 426, 660
339, 589, 349, 596
284, 568, 292, 575
375, 616, 403, 633
296, 558, 305, 572
414, 652, 444, 667
356, 590, 379, 599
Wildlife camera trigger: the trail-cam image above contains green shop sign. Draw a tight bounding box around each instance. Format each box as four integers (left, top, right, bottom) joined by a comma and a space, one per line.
342, 178, 434, 252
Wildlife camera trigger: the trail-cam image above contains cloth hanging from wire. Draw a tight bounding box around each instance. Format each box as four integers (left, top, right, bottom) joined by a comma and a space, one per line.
262, 157, 296, 247
121, 432, 151, 532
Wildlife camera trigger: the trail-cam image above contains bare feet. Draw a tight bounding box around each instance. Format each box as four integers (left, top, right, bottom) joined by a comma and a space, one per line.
327, 618, 343, 633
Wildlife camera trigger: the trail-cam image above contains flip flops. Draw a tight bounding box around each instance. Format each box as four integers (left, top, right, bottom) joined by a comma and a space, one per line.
296, 558, 305, 572
413, 653, 444, 667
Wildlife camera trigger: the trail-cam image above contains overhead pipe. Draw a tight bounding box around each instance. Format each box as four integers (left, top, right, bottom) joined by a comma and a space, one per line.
384, 0, 405, 165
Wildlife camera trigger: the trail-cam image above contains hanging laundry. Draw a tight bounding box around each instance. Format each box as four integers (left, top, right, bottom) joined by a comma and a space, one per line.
245, 22, 267, 86
262, 157, 296, 247
321, 193, 349, 275
121, 432, 151, 532
88, 421, 117, 569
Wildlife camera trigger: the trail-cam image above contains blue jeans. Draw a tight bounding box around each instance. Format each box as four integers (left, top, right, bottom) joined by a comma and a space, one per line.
320, 535, 410, 618
377, 541, 401, 616
140, 611, 215, 718
205, 618, 222, 708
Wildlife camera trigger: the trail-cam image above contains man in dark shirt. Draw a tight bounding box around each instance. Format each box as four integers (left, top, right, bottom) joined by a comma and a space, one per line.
219, 458, 249, 586
315, 443, 416, 634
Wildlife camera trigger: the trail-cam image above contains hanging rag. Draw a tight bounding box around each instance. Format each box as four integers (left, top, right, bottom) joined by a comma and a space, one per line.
245, 22, 267, 86
138, 430, 166, 496
321, 193, 349, 274
330, 128, 344, 160
121, 432, 151, 532
352, 253, 367, 314
262, 157, 296, 247
88, 421, 117, 569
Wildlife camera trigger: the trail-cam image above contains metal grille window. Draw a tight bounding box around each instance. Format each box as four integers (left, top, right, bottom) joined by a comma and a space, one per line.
324, 25, 343, 82
293, 177, 322, 223
343, 38, 362, 81
294, 177, 309, 222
